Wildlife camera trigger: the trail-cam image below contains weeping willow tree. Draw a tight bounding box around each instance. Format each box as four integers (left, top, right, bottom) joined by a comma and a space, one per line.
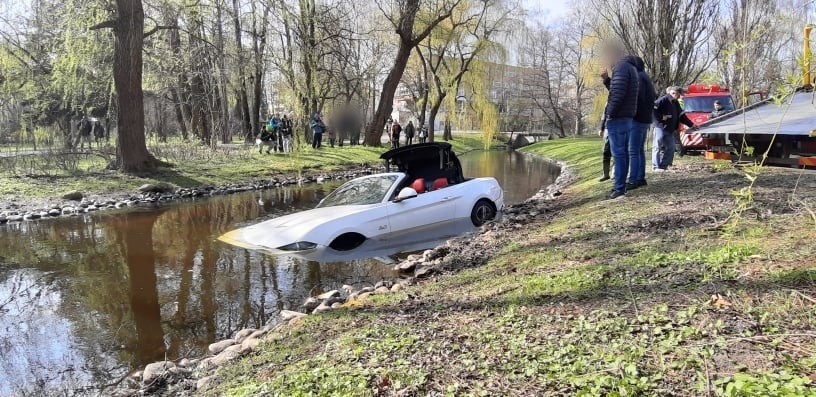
417, 0, 512, 143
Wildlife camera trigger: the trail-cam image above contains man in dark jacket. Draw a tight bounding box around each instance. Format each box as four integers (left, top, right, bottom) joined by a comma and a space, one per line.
627, 56, 656, 190
391, 120, 402, 149
601, 47, 639, 199
652, 87, 697, 170
404, 120, 416, 145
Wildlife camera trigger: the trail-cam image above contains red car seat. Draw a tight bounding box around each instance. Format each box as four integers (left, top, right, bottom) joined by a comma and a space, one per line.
431, 178, 448, 191
411, 178, 426, 194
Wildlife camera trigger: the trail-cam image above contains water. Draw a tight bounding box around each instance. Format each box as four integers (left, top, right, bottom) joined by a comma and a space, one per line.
0, 150, 559, 395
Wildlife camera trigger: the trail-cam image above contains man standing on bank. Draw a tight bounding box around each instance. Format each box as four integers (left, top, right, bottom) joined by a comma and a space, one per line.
601, 46, 639, 199
652, 86, 697, 171
627, 56, 656, 190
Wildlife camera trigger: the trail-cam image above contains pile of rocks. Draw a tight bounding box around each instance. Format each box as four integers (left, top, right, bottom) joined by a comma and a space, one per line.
0, 167, 380, 226
109, 325, 278, 396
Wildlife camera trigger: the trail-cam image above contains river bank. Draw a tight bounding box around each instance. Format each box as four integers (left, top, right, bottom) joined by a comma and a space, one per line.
0, 136, 498, 225
175, 137, 816, 396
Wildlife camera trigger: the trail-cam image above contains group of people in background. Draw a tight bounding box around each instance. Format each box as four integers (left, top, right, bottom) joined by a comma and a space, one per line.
387, 117, 429, 149
599, 45, 699, 199
258, 114, 293, 154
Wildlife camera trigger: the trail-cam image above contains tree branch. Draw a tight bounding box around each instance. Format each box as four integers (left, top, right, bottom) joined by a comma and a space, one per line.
89, 20, 117, 31
143, 25, 178, 38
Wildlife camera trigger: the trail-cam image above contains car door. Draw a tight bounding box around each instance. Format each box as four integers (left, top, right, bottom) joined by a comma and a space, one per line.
386, 189, 456, 237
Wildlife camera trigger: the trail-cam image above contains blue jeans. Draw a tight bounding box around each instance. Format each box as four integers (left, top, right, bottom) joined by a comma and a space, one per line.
652, 127, 675, 170
606, 118, 632, 192
629, 122, 649, 184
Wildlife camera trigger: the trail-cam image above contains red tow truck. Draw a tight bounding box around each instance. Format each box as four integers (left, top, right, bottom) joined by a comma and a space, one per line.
678, 84, 735, 153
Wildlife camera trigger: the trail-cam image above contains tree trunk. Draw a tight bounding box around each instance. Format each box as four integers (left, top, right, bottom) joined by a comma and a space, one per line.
232, 0, 252, 140
364, 41, 413, 146
113, 0, 155, 172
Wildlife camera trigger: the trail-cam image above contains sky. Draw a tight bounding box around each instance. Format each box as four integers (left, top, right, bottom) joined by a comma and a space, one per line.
522, 0, 571, 24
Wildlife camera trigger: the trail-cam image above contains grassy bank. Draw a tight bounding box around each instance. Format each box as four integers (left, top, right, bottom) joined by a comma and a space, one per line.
0, 135, 497, 203
210, 137, 816, 396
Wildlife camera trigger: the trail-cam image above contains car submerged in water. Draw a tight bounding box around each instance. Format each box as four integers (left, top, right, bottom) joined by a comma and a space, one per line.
218, 142, 504, 257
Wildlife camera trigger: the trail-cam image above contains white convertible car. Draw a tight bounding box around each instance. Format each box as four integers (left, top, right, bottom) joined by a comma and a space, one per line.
219, 142, 504, 255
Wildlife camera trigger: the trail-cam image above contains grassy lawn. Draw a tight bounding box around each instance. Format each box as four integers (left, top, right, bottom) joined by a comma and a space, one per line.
0, 135, 498, 202
210, 137, 816, 396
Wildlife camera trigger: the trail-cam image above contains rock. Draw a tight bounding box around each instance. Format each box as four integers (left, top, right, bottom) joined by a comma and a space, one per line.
316, 289, 340, 300
48, 209, 60, 217
178, 358, 198, 368
26, 213, 41, 220
196, 375, 217, 392
61, 207, 74, 215
233, 328, 257, 344
358, 286, 374, 294
0, 216, 6, 224
62, 190, 84, 201
223, 344, 243, 355
137, 182, 175, 193
331, 302, 342, 309
312, 302, 332, 314
341, 284, 356, 294
391, 283, 404, 292
414, 265, 436, 279
249, 329, 267, 340
357, 292, 372, 300
195, 357, 214, 373
240, 337, 261, 352
208, 339, 236, 355
301, 297, 321, 312
375, 286, 390, 294
86, 205, 98, 211
142, 360, 176, 384
280, 310, 307, 321
210, 347, 242, 366
6, 215, 22, 222
131, 370, 143, 381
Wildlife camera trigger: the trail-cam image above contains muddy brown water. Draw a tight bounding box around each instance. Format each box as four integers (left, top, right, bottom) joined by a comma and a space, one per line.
0, 150, 559, 395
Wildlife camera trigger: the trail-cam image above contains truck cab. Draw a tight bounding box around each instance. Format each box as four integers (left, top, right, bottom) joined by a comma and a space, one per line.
679, 84, 735, 152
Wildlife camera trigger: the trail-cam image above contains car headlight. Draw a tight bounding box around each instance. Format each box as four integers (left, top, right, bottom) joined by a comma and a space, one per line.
277, 241, 318, 251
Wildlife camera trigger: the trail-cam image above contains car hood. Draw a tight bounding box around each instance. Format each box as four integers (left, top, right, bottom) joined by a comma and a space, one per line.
218, 204, 376, 252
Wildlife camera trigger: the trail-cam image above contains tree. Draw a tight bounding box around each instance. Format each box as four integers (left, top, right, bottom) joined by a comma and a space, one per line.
91, 0, 159, 171
363, 0, 464, 146
593, 0, 721, 91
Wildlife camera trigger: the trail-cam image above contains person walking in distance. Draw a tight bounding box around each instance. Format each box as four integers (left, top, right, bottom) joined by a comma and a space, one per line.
652, 87, 697, 171
404, 120, 416, 146
310, 113, 325, 149
391, 120, 402, 149
626, 56, 656, 190
600, 45, 639, 199
418, 125, 429, 144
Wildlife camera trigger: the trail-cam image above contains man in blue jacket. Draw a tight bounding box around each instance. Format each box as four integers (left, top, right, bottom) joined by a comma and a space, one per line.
601, 47, 639, 199
652, 87, 697, 171
627, 56, 656, 190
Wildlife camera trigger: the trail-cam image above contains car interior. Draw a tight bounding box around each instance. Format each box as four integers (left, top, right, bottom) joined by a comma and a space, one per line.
381, 143, 467, 199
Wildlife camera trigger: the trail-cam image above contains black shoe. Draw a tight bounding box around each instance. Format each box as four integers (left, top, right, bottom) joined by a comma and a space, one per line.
626, 183, 639, 191
598, 175, 610, 182
607, 190, 626, 200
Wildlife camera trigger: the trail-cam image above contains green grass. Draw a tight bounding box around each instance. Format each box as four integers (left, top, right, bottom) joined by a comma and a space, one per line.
0, 134, 496, 202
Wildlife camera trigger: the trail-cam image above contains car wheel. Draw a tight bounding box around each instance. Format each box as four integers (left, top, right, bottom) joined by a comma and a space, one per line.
470, 199, 496, 227
329, 232, 366, 251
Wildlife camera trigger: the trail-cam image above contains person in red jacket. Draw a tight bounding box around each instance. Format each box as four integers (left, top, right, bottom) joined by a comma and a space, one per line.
391, 121, 402, 149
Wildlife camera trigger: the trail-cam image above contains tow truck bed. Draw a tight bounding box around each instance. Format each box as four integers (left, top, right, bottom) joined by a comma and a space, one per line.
701, 91, 816, 136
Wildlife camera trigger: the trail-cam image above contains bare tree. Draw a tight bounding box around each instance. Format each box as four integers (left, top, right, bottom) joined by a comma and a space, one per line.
593, 0, 721, 91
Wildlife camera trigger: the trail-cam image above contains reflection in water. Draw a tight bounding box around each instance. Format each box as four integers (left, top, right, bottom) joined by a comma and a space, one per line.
0, 150, 559, 395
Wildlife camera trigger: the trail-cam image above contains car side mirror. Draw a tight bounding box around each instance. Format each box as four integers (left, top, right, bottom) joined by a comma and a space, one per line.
393, 187, 418, 202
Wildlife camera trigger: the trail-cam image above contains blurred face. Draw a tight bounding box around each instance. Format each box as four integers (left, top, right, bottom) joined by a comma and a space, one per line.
669, 90, 681, 100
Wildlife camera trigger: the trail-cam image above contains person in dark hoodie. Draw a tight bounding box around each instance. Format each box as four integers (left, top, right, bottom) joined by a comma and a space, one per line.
652, 86, 697, 171
627, 56, 656, 190
600, 45, 639, 199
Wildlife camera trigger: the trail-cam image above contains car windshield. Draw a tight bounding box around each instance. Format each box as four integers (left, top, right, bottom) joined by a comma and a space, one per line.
683, 96, 735, 113
317, 175, 399, 208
